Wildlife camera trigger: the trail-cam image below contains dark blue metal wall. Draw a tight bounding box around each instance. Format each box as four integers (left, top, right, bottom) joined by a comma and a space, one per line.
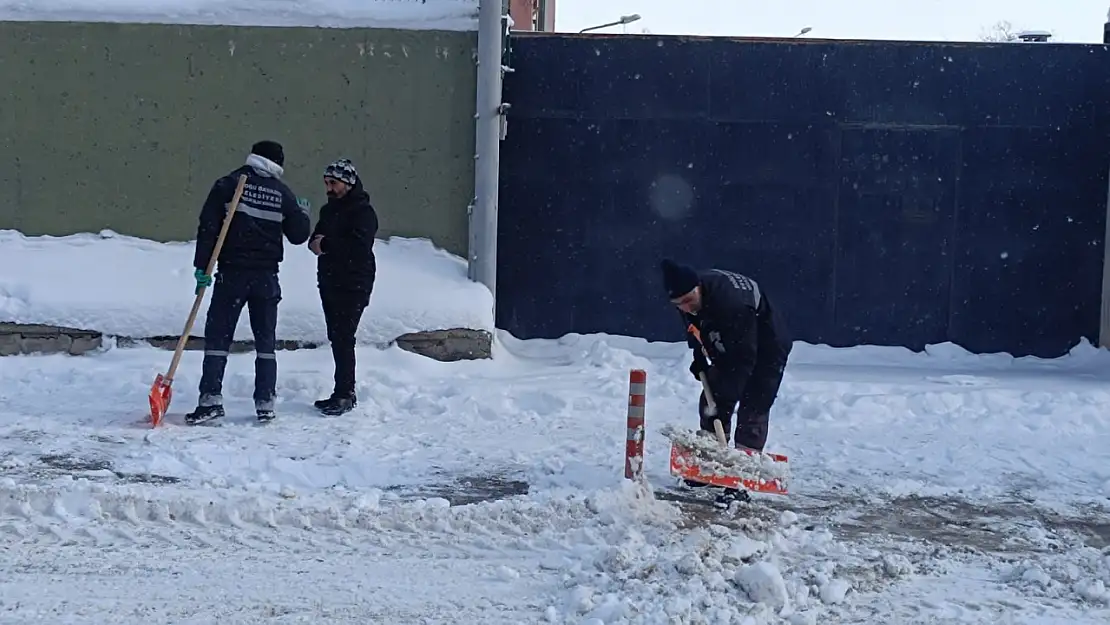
497, 33, 1110, 358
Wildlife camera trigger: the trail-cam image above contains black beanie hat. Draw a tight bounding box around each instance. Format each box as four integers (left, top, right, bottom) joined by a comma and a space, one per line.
660, 259, 700, 299
250, 140, 285, 167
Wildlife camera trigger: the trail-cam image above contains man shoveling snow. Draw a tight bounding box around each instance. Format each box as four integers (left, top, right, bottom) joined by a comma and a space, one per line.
660, 259, 793, 497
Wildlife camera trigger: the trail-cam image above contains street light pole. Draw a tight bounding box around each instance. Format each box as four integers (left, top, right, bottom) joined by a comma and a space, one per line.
580, 14, 642, 34
468, 0, 503, 298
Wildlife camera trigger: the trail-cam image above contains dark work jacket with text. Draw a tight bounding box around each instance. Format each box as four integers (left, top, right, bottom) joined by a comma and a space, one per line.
680, 268, 793, 392
194, 154, 311, 274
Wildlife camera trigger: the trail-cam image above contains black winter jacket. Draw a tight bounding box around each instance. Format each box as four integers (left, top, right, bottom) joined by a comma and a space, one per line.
680, 268, 792, 392
311, 180, 379, 293
194, 155, 311, 274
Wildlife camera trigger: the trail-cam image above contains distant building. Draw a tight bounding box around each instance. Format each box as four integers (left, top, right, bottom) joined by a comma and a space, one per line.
507, 0, 555, 32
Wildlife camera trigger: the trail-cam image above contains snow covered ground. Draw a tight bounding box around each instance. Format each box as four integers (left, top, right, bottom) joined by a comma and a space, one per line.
0, 229, 493, 344
0, 0, 479, 30
3, 233, 1110, 623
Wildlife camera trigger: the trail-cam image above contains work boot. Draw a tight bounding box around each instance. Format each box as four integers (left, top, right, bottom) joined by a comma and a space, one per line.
714, 488, 751, 508
185, 404, 224, 426
316, 392, 357, 417
255, 398, 277, 423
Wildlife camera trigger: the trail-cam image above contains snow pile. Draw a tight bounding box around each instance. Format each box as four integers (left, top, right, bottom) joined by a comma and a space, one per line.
0, 0, 479, 30
544, 482, 855, 624
0, 230, 493, 344
1001, 545, 1110, 606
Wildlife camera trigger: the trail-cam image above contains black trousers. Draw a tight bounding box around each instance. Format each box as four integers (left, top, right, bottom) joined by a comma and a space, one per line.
320, 288, 371, 397
697, 357, 788, 451
199, 269, 281, 410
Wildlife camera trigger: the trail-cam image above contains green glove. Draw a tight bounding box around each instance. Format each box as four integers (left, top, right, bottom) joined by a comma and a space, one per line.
194, 268, 213, 294
296, 197, 311, 212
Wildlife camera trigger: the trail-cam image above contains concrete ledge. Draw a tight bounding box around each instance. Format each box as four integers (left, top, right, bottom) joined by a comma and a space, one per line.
0, 323, 493, 362
117, 336, 323, 353
0, 322, 104, 356
393, 328, 493, 362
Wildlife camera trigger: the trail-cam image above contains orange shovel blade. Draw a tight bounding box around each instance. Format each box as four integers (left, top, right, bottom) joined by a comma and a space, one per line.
669, 442, 790, 495
148, 373, 172, 428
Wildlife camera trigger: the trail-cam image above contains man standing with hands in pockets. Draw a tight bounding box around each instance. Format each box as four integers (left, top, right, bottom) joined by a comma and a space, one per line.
309, 158, 379, 416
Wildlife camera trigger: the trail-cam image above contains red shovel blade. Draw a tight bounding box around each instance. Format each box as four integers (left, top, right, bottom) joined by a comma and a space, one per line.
669, 442, 790, 495
148, 373, 172, 428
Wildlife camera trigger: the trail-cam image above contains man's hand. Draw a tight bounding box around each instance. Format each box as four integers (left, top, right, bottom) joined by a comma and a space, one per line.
309, 234, 325, 256
193, 268, 213, 295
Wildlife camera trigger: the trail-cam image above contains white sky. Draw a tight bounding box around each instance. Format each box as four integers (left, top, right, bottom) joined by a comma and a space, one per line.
554, 0, 1110, 43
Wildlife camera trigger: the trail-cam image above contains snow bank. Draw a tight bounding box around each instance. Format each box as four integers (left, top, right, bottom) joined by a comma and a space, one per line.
0, 474, 865, 624
499, 330, 1110, 373
0, 0, 479, 30
0, 230, 493, 344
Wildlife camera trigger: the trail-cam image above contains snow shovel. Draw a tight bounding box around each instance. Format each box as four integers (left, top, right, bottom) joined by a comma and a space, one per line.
147, 173, 247, 427
667, 371, 791, 495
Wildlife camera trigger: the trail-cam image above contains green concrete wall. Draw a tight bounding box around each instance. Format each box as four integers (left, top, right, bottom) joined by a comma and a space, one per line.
0, 21, 477, 256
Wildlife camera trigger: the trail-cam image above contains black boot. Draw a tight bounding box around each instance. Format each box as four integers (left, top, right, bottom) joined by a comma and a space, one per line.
316, 392, 357, 417
185, 404, 225, 426
713, 488, 751, 508
254, 397, 277, 423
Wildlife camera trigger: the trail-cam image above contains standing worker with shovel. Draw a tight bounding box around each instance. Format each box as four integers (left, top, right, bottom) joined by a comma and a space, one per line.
660, 259, 793, 474
184, 140, 312, 425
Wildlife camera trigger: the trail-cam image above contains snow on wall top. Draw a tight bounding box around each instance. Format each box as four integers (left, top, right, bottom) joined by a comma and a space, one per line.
0, 0, 479, 31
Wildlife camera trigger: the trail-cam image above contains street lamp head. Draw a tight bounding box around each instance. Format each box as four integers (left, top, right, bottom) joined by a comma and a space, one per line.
619, 14, 642, 25
799, 26, 813, 35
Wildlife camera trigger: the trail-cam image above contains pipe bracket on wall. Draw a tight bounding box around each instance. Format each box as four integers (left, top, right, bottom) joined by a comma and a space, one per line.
498, 103, 511, 140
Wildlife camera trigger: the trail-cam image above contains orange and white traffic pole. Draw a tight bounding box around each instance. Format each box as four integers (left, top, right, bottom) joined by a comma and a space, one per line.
625, 369, 647, 480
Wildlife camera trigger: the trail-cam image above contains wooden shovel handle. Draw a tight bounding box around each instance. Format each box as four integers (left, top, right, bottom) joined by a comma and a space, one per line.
699, 371, 718, 415
164, 173, 248, 383
712, 419, 728, 447
698, 371, 729, 447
